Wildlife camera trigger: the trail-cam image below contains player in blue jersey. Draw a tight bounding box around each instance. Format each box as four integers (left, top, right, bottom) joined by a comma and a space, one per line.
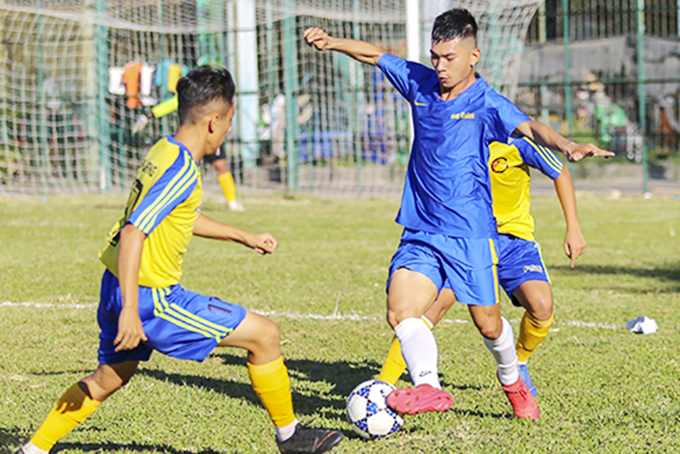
14, 66, 343, 454
377, 137, 586, 399
305, 8, 612, 419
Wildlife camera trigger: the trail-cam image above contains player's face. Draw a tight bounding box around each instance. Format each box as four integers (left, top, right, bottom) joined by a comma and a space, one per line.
430, 37, 480, 92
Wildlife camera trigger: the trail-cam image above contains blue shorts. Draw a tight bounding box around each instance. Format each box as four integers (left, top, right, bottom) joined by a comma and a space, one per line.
388, 229, 500, 306
97, 270, 247, 364
496, 234, 550, 304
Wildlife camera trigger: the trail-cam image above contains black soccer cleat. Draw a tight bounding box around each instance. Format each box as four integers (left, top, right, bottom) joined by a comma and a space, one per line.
276, 423, 344, 454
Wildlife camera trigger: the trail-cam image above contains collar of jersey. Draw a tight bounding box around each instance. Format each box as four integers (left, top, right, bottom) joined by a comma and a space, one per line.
433, 76, 487, 104
167, 135, 199, 169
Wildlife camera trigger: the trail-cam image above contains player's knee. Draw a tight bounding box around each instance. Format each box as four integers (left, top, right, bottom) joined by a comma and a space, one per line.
476, 318, 503, 340
386, 307, 411, 329
528, 297, 553, 321
251, 319, 281, 355
84, 371, 125, 400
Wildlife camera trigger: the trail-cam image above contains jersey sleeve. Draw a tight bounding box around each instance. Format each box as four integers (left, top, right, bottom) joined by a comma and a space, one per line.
484, 90, 531, 143
127, 151, 199, 235
515, 137, 564, 180
377, 53, 428, 102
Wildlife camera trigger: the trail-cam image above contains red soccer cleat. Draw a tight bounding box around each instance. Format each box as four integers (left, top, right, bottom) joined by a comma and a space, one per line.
500, 375, 540, 420
386, 384, 453, 415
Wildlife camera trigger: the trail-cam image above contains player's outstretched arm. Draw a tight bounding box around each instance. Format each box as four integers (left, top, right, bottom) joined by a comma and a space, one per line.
193, 213, 277, 255
515, 120, 615, 162
554, 166, 586, 268
115, 223, 149, 351
303, 27, 385, 66
133, 96, 179, 134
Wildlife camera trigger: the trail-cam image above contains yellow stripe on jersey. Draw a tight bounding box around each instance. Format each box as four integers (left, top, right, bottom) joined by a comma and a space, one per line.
134, 153, 191, 231
139, 168, 198, 233
525, 138, 563, 175
99, 137, 203, 288
135, 154, 196, 233
488, 238, 500, 304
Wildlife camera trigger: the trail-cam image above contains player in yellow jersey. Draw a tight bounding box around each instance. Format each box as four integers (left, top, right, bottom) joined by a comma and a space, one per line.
377, 137, 586, 398
14, 66, 343, 454
134, 94, 245, 211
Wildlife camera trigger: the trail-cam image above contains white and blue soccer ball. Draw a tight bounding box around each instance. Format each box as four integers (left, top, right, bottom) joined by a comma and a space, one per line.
346, 379, 404, 439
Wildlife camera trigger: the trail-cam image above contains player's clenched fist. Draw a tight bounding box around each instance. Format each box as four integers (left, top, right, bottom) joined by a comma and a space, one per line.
304, 27, 331, 51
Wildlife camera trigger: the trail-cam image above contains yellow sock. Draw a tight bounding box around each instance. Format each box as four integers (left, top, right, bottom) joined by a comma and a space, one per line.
247, 356, 296, 428
516, 312, 555, 363
218, 172, 237, 203
376, 336, 406, 385
376, 316, 432, 385
31, 383, 101, 451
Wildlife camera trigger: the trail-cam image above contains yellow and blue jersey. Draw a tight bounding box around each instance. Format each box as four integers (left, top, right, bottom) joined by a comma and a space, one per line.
99, 135, 202, 288
489, 138, 564, 242
377, 53, 531, 238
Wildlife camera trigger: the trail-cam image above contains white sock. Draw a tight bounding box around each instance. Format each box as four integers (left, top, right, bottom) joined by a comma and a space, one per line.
395, 317, 440, 389
21, 443, 48, 454
276, 418, 299, 442
483, 316, 519, 386
420, 314, 434, 329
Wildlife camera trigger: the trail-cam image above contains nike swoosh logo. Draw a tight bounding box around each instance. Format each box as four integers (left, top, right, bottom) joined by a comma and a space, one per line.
414, 101, 427, 106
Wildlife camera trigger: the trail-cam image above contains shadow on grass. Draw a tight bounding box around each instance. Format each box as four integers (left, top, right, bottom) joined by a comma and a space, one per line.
139, 354, 383, 421
54, 442, 222, 454
32, 369, 92, 376
551, 263, 680, 283
1, 426, 24, 454
141, 353, 489, 423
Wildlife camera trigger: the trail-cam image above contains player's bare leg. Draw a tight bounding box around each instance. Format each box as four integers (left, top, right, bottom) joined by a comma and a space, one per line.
385, 268, 453, 415
16, 362, 139, 454
512, 280, 554, 396
469, 304, 539, 419
219, 311, 343, 454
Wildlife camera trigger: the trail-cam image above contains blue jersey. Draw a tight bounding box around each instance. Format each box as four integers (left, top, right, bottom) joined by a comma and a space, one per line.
377, 54, 531, 238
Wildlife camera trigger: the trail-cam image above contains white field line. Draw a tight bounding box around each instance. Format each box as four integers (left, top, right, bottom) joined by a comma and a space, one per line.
0, 301, 626, 330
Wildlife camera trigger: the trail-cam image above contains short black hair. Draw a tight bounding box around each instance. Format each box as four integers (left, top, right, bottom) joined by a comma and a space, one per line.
431, 8, 478, 44
177, 65, 235, 125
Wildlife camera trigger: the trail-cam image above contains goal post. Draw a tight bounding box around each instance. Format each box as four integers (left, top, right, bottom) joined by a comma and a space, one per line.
0, 0, 541, 196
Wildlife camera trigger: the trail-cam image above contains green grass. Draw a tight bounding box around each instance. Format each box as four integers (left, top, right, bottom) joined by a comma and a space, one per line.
1, 193, 679, 453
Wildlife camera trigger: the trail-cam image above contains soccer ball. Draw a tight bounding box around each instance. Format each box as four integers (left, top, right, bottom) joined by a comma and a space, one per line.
346, 379, 404, 439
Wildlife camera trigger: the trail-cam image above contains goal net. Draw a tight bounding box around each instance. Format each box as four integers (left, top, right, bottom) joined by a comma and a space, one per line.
0, 0, 539, 196
423, 1, 542, 101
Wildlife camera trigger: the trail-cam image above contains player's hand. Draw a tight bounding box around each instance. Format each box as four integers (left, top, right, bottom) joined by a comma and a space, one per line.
564, 142, 614, 162
564, 228, 587, 268
132, 114, 150, 134
304, 27, 331, 51
114, 306, 148, 351
247, 232, 278, 255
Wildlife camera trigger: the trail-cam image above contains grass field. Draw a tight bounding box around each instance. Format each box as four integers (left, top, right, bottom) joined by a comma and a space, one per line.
1, 192, 679, 453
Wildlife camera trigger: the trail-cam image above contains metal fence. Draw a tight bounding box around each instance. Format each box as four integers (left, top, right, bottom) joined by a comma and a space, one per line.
2, 0, 680, 196
521, 0, 680, 193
